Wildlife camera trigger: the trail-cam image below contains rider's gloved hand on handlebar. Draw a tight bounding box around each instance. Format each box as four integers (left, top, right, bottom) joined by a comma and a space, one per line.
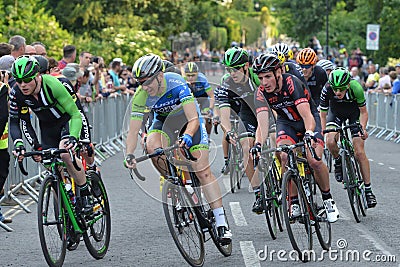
304, 130, 317, 148
249, 142, 262, 159
124, 153, 136, 169
213, 116, 220, 125
179, 133, 193, 148
13, 141, 26, 161
64, 136, 78, 150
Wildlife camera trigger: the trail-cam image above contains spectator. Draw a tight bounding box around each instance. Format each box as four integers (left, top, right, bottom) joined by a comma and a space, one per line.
58, 45, 76, 70
25, 45, 36, 55
0, 43, 13, 57
8, 35, 26, 59
392, 71, 400, 95
382, 83, 391, 95
395, 63, 400, 79
350, 66, 363, 86
376, 67, 390, 92
62, 64, 83, 88
109, 60, 127, 94
31, 41, 47, 56
0, 70, 12, 224
365, 63, 380, 92
0, 55, 15, 72
48, 57, 61, 75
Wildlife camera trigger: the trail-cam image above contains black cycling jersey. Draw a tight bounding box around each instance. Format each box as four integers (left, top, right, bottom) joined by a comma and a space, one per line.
306, 65, 328, 107
283, 61, 308, 87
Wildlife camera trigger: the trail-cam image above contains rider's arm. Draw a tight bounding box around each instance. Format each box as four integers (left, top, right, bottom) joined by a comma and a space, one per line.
220, 107, 231, 133
46, 76, 82, 139
359, 106, 368, 132
127, 87, 149, 153
255, 111, 269, 145
126, 119, 143, 154
206, 88, 215, 111
0, 84, 7, 135
182, 101, 200, 137
319, 85, 330, 132
297, 102, 316, 133
320, 110, 327, 132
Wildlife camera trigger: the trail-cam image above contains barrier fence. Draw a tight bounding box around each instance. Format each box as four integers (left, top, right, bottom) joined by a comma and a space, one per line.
0, 94, 131, 231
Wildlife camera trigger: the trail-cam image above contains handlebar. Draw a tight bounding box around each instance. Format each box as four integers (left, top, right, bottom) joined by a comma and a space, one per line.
16, 148, 80, 176
130, 144, 198, 181
323, 122, 363, 136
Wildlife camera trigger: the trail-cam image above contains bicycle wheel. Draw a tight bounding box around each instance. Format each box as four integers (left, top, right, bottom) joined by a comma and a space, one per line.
323, 148, 333, 173
38, 175, 67, 267
270, 160, 284, 232
281, 171, 312, 262
342, 154, 362, 223
83, 172, 111, 259
229, 144, 237, 193
307, 173, 331, 250
353, 160, 367, 217
260, 169, 280, 240
162, 180, 205, 267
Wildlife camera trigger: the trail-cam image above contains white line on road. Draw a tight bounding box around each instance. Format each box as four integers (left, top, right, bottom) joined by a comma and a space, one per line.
368, 159, 374, 162
389, 167, 396, 170
240, 241, 261, 267
229, 202, 248, 226
378, 162, 384, 166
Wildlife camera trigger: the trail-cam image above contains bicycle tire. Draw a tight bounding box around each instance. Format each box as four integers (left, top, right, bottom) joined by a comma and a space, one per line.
162, 180, 205, 267
229, 144, 237, 193
38, 175, 67, 267
307, 173, 331, 250
282, 171, 312, 262
83, 172, 111, 259
207, 208, 232, 257
260, 169, 278, 240
323, 148, 333, 173
353, 160, 367, 217
270, 160, 284, 232
342, 154, 362, 223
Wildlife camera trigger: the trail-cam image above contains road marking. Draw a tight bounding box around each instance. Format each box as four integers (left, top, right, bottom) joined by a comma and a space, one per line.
240, 241, 261, 267
340, 209, 397, 257
368, 159, 374, 162
389, 167, 395, 170
378, 162, 384, 166
3, 199, 35, 217
229, 202, 247, 226
223, 178, 231, 193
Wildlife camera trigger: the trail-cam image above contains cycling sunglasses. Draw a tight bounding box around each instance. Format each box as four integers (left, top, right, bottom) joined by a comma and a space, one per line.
137, 74, 158, 86
186, 73, 197, 77
332, 85, 348, 92
226, 66, 243, 74
15, 76, 35, 84
300, 64, 313, 69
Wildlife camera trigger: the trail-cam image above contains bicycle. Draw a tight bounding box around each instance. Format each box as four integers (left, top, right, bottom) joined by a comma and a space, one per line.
226, 115, 247, 193
252, 138, 284, 240
268, 140, 331, 262
132, 144, 232, 267
323, 122, 367, 223
18, 147, 111, 267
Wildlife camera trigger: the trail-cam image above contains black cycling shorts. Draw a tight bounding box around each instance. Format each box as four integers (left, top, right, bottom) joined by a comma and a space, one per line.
326, 107, 360, 137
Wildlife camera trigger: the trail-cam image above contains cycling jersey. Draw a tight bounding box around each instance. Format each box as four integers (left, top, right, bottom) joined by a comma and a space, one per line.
306, 65, 328, 107
186, 72, 212, 97
283, 61, 308, 86
9, 74, 82, 148
320, 80, 366, 134
254, 73, 322, 144
130, 72, 208, 149
0, 84, 8, 149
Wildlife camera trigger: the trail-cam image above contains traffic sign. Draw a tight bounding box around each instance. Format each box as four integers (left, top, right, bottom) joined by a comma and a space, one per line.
366, 24, 379, 50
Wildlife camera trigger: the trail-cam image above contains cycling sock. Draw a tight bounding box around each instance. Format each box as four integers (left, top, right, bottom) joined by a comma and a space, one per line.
365, 183, 372, 193
321, 190, 332, 200
334, 155, 340, 161
213, 207, 227, 228
78, 183, 90, 196
224, 157, 228, 162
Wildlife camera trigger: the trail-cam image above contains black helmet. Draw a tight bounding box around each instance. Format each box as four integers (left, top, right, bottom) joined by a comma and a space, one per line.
184, 62, 199, 73
133, 54, 163, 80
33, 55, 49, 74
162, 60, 174, 71
252, 53, 281, 74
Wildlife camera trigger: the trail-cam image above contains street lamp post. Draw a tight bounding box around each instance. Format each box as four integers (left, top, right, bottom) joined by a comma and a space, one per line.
325, 0, 329, 56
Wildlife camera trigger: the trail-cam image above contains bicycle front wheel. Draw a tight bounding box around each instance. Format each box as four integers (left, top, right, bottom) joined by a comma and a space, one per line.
229, 144, 238, 193
260, 169, 279, 240
162, 180, 205, 267
38, 175, 67, 267
342, 155, 363, 223
83, 172, 111, 259
282, 171, 312, 262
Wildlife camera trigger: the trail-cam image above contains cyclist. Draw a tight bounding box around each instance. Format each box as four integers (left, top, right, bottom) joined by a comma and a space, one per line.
251, 53, 339, 223
296, 48, 328, 108
9, 56, 92, 213
184, 62, 215, 139
320, 67, 377, 208
124, 54, 232, 242
218, 47, 262, 213
271, 42, 296, 63
316, 59, 335, 77
214, 73, 242, 174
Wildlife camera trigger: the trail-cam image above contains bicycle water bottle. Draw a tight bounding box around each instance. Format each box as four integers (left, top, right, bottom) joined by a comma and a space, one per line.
65, 183, 76, 205
185, 185, 198, 204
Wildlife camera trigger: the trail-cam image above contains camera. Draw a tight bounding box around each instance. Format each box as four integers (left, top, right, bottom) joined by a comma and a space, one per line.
91, 56, 99, 64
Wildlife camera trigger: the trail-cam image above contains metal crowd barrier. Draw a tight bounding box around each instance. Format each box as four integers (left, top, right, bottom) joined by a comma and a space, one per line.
366, 92, 400, 142
1, 94, 131, 231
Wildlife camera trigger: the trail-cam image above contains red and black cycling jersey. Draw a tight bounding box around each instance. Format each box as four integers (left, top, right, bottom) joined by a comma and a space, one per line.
254, 73, 318, 121
306, 65, 328, 107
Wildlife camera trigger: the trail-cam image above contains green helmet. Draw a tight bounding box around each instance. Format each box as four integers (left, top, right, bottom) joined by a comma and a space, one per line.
223, 47, 249, 68
11, 56, 40, 80
184, 62, 199, 73
328, 67, 351, 90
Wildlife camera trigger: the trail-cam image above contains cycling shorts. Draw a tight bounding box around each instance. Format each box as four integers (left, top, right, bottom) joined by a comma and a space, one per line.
326, 108, 361, 137
148, 113, 209, 152
276, 117, 323, 146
